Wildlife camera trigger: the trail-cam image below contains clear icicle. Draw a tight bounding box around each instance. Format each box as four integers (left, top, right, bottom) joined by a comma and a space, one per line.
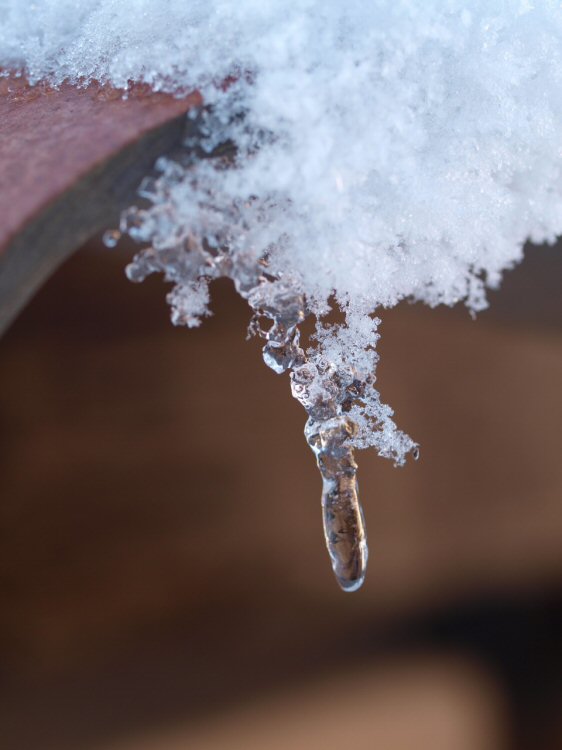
306, 416, 368, 591
246, 277, 369, 591
123, 219, 371, 589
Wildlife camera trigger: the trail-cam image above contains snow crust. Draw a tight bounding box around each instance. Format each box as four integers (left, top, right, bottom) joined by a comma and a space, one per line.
2, 1, 562, 461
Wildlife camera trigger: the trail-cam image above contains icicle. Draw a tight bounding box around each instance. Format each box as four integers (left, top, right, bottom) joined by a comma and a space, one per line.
124, 218, 372, 590
306, 416, 367, 591
240, 267, 370, 591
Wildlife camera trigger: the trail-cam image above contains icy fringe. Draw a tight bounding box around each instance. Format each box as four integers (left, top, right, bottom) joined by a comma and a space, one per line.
120, 104, 417, 467
117, 105, 419, 590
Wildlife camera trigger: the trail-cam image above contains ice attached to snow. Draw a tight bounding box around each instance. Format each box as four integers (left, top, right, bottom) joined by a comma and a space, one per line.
2, 0, 562, 465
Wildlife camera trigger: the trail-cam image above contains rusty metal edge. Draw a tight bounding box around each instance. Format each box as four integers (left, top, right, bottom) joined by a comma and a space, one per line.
0, 112, 190, 335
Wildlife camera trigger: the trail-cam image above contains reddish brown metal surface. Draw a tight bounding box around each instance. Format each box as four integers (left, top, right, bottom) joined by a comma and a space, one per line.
0, 76, 201, 254
0, 74, 202, 331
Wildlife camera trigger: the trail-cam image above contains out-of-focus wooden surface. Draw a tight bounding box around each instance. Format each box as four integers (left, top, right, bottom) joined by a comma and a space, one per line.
0, 240, 560, 750
0, 74, 201, 332
108, 657, 506, 750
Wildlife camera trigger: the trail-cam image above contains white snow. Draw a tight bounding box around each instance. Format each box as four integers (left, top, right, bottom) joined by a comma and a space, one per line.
2, 0, 561, 461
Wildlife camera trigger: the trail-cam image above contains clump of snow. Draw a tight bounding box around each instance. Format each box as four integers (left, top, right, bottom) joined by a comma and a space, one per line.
2, 0, 562, 463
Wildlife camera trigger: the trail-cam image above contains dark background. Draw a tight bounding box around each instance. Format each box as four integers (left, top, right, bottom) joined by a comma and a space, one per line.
1, 237, 561, 750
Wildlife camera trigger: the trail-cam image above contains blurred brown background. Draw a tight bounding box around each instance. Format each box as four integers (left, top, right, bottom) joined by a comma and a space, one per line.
0, 237, 561, 750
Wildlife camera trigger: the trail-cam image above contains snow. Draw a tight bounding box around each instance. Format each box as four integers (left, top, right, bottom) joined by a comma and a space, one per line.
2, 0, 561, 463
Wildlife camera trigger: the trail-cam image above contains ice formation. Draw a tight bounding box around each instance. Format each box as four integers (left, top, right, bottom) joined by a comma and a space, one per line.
2, 1, 562, 589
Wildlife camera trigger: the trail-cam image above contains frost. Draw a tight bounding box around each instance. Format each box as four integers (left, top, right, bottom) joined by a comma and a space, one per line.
2, 1, 561, 589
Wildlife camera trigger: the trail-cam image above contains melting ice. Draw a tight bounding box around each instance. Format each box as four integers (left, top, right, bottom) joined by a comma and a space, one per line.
4, 0, 562, 588
114, 114, 416, 591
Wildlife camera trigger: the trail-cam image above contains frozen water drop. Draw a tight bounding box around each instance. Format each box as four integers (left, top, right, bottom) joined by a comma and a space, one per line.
102, 229, 121, 248
125, 261, 148, 283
